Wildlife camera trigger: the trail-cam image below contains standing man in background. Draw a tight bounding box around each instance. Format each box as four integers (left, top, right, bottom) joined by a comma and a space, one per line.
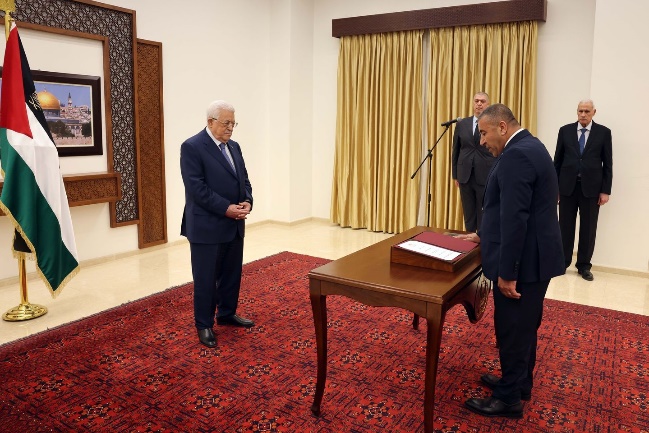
553, 99, 613, 281
451, 92, 496, 232
180, 100, 255, 349
459, 104, 564, 418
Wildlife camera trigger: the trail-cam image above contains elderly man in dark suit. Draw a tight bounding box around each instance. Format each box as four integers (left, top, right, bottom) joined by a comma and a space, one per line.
451, 92, 496, 232
180, 100, 254, 348
553, 99, 613, 281
458, 104, 564, 418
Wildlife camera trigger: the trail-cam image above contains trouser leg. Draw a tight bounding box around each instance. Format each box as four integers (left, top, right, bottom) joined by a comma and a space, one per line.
575, 193, 600, 271
492, 280, 549, 404
190, 243, 219, 330
215, 235, 244, 319
458, 171, 479, 232
559, 190, 579, 268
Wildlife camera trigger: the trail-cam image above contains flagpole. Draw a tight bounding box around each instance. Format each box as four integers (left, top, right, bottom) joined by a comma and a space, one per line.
3, 254, 47, 321
1, 0, 48, 321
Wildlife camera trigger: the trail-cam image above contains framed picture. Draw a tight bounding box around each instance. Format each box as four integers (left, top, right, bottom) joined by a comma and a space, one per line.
0, 68, 103, 157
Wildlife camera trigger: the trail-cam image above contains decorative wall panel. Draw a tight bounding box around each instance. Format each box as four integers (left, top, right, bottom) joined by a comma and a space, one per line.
136, 39, 167, 248
64, 172, 122, 207
0, 173, 121, 215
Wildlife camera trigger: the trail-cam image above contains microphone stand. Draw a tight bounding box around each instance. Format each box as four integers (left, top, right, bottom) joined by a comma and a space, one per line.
411, 124, 452, 227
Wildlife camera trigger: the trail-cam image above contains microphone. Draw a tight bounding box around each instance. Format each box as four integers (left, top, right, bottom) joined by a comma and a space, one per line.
441, 117, 462, 127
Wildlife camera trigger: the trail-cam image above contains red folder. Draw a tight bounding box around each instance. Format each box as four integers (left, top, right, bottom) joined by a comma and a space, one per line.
410, 231, 478, 255
391, 231, 480, 272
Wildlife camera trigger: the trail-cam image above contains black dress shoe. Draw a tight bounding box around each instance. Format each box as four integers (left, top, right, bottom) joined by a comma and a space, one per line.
465, 397, 523, 418
578, 269, 594, 281
480, 374, 531, 401
197, 328, 217, 348
216, 314, 254, 328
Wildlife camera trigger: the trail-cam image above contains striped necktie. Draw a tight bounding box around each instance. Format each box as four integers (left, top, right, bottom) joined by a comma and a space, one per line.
578, 128, 587, 154
219, 143, 236, 171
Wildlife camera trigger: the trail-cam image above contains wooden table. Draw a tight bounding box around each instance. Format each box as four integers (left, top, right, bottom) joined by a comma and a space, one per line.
309, 226, 490, 433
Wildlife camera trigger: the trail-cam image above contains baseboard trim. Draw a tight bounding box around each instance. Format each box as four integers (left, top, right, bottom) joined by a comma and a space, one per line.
590, 265, 649, 279
0, 238, 190, 288
571, 253, 649, 279
247, 217, 330, 228
0, 220, 334, 288
3, 221, 643, 288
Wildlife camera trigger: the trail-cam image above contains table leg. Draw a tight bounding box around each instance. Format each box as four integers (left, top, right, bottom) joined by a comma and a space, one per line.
424, 304, 445, 433
310, 292, 327, 416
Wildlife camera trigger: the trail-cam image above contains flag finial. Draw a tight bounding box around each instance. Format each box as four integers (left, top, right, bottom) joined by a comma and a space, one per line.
0, 0, 15, 40
0, 0, 15, 12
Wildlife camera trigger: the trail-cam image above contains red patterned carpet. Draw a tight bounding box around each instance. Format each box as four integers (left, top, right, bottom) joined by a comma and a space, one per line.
0, 251, 647, 432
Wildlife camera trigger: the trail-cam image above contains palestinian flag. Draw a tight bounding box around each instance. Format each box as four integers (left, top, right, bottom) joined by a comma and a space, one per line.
0, 23, 79, 296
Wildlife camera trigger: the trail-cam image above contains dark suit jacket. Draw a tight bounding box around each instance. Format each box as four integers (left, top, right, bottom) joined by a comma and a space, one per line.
451, 116, 495, 185
553, 121, 613, 197
479, 130, 564, 283
180, 129, 253, 244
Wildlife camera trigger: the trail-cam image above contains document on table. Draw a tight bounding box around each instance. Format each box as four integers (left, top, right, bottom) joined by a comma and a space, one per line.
397, 240, 462, 261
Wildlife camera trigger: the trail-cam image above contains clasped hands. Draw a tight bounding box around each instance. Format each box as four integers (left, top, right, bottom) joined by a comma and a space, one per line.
226, 202, 251, 220
454, 232, 521, 299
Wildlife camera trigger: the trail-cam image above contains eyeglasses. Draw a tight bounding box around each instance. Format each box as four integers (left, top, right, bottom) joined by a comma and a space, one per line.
211, 118, 238, 128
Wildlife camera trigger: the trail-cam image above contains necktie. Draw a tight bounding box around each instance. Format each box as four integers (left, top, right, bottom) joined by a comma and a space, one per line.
474, 123, 480, 145
578, 128, 587, 154
219, 143, 236, 171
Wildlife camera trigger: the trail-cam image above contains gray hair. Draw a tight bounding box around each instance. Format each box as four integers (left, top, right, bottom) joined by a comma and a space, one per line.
478, 103, 518, 125
475, 91, 490, 102
578, 99, 595, 109
206, 100, 235, 119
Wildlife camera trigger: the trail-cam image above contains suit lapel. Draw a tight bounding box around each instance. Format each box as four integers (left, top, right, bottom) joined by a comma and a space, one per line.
228, 142, 247, 198
572, 122, 582, 154
472, 119, 480, 146
464, 117, 479, 147
582, 122, 598, 155
227, 142, 241, 175
204, 137, 237, 178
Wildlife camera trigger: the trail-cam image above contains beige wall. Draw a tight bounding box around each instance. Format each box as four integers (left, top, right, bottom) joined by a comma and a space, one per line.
588, 0, 648, 271
0, 0, 647, 281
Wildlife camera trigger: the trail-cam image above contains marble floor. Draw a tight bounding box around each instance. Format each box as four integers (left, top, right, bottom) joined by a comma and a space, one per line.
1, 219, 648, 346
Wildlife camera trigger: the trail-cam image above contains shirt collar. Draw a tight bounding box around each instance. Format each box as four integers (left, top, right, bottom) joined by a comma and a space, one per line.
577, 121, 592, 132
504, 128, 525, 149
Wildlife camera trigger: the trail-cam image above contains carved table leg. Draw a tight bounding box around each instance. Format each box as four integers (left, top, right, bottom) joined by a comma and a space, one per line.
424, 304, 445, 433
310, 290, 327, 416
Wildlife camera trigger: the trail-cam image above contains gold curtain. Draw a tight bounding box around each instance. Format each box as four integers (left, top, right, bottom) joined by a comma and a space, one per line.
427, 21, 538, 231
330, 21, 537, 234
331, 31, 423, 233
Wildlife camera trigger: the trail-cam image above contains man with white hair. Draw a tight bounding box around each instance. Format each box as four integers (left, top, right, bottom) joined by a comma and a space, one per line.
180, 100, 254, 348
553, 99, 613, 281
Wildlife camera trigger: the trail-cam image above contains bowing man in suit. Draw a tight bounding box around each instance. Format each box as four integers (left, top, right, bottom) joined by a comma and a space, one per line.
180, 100, 254, 349
458, 104, 564, 418
553, 99, 613, 281
451, 92, 496, 232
